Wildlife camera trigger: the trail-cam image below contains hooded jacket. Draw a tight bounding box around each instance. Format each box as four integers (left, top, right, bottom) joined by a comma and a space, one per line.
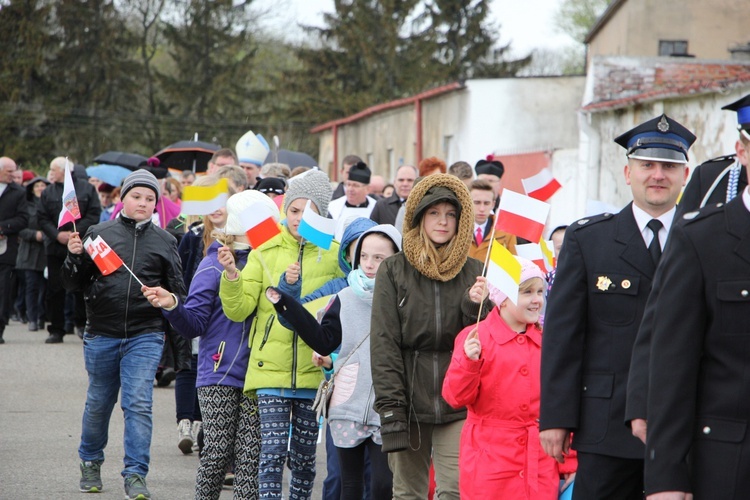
61, 215, 186, 338
272, 225, 403, 434
219, 227, 344, 393
370, 174, 493, 453
163, 240, 251, 389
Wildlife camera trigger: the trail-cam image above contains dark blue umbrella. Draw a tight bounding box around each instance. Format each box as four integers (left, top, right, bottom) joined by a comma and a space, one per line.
263, 149, 317, 168
93, 151, 149, 170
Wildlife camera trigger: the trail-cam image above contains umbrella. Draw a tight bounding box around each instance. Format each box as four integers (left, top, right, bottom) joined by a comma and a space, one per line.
93, 151, 149, 170
86, 165, 133, 187
154, 140, 220, 173
263, 149, 317, 168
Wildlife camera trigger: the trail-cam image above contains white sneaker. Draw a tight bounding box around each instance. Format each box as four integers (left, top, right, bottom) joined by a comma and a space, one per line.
177, 419, 194, 454
191, 421, 202, 453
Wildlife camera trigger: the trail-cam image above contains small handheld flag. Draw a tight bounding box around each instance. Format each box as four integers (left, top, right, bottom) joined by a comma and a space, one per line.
522, 168, 562, 201
486, 243, 522, 305
239, 204, 281, 249
181, 178, 229, 215
84, 236, 124, 276
84, 235, 144, 286
58, 159, 81, 228
495, 189, 550, 243
298, 200, 336, 250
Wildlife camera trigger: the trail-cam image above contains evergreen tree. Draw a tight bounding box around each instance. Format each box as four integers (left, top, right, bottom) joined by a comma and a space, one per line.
0, 0, 57, 167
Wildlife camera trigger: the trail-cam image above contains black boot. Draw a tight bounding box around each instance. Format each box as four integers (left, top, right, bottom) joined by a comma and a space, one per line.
45, 333, 64, 344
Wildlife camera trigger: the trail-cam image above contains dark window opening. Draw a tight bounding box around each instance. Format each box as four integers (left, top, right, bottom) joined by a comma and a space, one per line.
659, 40, 689, 57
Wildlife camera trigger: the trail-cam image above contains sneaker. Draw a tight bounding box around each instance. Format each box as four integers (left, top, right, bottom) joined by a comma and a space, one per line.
156, 367, 175, 387
79, 460, 103, 493
177, 419, 194, 454
191, 421, 202, 453
123, 474, 150, 500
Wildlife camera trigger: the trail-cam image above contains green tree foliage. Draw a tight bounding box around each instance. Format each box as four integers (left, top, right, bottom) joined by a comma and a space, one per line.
555, 0, 610, 43
0, 0, 531, 166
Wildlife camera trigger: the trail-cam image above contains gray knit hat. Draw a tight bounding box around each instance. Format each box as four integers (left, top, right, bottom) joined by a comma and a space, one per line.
121, 169, 160, 201
283, 169, 332, 217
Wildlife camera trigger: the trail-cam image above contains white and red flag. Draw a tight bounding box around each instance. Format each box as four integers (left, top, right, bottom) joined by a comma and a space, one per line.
58, 159, 81, 228
521, 168, 562, 201
495, 189, 550, 243
515, 239, 556, 273
84, 235, 124, 276
239, 204, 281, 249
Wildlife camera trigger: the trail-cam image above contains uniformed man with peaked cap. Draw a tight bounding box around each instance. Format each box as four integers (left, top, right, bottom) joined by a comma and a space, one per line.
642, 115, 750, 499
539, 114, 695, 500
677, 93, 750, 215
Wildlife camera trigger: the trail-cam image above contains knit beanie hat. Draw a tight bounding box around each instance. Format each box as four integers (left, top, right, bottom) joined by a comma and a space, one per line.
487, 256, 547, 306
348, 161, 371, 184
225, 190, 281, 236
283, 169, 332, 217
255, 177, 286, 196
121, 169, 160, 201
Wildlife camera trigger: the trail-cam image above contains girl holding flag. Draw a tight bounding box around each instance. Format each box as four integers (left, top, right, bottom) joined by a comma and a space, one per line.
218, 169, 343, 500
442, 256, 577, 499
370, 173, 493, 499
63, 169, 185, 500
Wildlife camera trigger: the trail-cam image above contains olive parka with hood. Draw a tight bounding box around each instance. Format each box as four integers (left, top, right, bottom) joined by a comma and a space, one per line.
370, 174, 493, 453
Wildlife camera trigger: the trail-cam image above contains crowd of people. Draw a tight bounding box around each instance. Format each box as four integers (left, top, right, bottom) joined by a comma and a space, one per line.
2, 93, 750, 500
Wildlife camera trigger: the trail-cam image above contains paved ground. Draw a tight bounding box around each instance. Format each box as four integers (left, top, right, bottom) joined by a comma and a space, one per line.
0, 321, 327, 499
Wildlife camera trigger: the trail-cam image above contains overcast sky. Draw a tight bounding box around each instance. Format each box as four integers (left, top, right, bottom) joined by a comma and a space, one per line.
251, 0, 577, 57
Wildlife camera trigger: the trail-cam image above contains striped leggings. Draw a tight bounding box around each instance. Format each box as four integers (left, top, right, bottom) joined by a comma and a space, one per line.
196, 385, 260, 500
258, 395, 319, 499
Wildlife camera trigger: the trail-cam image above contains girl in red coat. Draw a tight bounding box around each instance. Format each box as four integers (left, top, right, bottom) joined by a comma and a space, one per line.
443, 256, 576, 500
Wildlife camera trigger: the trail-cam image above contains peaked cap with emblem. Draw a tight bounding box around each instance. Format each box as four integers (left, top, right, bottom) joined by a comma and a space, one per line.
614, 114, 696, 164
722, 94, 750, 138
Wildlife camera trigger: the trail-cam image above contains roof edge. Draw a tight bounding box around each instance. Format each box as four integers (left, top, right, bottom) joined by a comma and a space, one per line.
584, 0, 627, 44
310, 81, 465, 134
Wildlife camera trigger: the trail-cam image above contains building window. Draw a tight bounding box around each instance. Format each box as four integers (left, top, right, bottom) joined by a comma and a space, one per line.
659, 40, 689, 57
443, 135, 454, 165
367, 153, 374, 170
388, 148, 395, 180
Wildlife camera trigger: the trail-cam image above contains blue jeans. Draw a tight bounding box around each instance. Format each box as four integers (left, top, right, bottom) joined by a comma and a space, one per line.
79, 332, 164, 478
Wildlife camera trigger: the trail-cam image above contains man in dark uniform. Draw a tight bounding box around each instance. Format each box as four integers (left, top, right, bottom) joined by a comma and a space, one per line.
642, 121, 750, 500
676, 93, 750, 215
539, 114, 696, 500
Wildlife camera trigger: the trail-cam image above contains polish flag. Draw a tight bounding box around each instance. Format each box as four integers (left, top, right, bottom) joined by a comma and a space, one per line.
515, 239, 556, 273
486, 242, 522, 305
515, 243, 549, 273
58, 159, 81, 228
522, 168, 562, 201
298, 200, 336, 250
495, 190, 550, 243
84, 235, 124, 276
239, 204, 281, 249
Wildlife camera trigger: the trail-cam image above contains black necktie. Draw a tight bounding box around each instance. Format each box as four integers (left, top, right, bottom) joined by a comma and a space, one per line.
647, 219, 663, 264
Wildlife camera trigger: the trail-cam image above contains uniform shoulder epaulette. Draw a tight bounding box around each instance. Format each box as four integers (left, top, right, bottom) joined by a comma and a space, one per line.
697, 154, 736, 167
571, 212, 614, 230
681, 202, 726, 223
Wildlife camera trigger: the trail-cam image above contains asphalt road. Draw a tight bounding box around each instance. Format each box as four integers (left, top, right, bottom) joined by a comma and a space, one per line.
0, 321, 327, 499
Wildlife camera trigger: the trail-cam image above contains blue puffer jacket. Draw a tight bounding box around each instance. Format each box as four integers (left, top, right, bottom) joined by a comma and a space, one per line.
164, 240, 252, 389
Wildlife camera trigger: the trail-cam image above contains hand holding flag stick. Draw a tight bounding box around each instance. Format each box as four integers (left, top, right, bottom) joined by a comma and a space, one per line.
475, 223, 498, 329
81, 235, 145, 287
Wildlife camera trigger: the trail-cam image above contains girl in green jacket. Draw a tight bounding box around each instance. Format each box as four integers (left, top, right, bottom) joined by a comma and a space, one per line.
218, 170, 344, 500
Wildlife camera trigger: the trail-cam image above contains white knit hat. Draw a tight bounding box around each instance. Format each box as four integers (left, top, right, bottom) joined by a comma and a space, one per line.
225, 191, 281, 236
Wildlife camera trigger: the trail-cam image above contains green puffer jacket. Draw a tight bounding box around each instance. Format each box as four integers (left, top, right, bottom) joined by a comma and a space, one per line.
219, 228, 344, 394
371, 252, 492, 453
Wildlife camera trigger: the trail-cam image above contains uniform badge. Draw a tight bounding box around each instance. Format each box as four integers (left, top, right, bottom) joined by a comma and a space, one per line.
657, 116, 670, 132
596, 276, 612, 291
683, 211, 699, 220
621, 279, 631, 289
578, 219, 589, 225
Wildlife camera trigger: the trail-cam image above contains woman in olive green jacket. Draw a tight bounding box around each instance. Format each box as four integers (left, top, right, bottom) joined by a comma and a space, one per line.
371, 173, 493, 499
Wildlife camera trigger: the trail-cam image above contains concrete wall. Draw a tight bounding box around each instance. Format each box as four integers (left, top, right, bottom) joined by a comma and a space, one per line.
589, 0, 750, 63
463, 77, 585, 159
315, 76, 585, 183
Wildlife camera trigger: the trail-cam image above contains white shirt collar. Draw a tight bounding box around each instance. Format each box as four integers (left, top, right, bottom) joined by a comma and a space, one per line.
631, 203, 675, 249
743, 186, 750, 212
